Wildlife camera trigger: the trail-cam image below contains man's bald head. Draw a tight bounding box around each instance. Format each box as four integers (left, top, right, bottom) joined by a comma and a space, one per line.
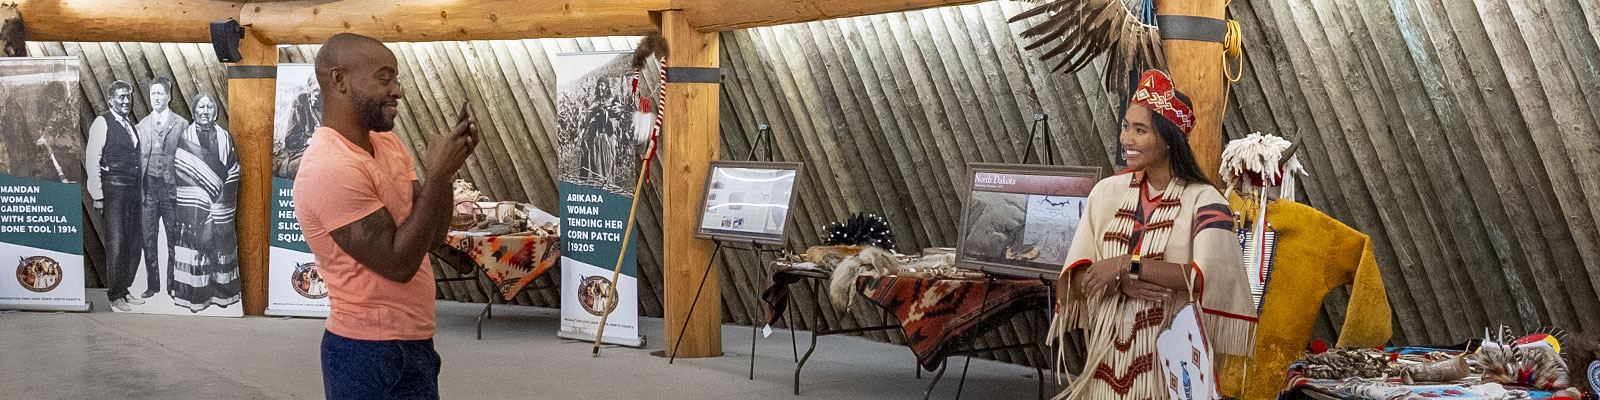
315, 33, 402, 132
315, 33, 393, 91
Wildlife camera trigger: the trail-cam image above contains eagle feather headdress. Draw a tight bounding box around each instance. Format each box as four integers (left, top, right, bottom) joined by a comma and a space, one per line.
1008, 0, 1165, 92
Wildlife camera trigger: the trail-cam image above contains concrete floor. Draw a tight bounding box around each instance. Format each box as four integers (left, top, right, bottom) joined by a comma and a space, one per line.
1, 290, 1054, 399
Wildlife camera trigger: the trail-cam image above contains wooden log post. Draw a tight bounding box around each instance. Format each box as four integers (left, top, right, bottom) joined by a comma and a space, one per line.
1155, 0, 1235, 394
1156, 0, 1228, 186
660, 10, 723, 358
228, 28, 277, 316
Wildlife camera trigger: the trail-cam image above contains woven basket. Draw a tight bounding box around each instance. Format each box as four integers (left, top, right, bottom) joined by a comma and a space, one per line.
451, 201, 484, 230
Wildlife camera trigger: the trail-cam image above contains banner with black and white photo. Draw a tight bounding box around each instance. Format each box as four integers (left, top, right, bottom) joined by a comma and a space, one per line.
85, 69, 242, 317
553, 51, 656, 347
265, 64, 328, 318
0, 57, 88, 312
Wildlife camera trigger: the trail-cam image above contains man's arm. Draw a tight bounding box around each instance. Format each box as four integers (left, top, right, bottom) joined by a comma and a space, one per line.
84, 118, 106, 203
328, 175, 455, 283
326, 107, 477, 283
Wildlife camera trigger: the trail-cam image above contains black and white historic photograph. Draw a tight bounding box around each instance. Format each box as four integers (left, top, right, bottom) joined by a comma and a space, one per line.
84, 76, 243, 317
554, 51, 661, 196
0, 58, 85, 183
273, 64, 320, 180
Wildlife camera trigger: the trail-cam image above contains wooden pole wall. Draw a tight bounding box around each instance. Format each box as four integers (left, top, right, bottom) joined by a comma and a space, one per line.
229, 28, 277, 316
661, 10, 724, 358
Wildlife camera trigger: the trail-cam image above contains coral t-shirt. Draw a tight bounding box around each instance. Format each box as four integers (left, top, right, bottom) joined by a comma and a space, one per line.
293, 126, 435, 341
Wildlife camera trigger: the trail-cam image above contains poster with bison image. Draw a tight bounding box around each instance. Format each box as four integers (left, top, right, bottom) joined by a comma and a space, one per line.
956, 164, 1100, 278
0, 57, 88, 311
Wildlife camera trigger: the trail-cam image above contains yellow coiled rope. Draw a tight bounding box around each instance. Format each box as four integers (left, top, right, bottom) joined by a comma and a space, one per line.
1222, 16, 1244, 117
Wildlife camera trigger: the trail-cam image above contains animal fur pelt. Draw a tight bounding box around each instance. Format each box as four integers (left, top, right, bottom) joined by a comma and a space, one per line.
1, 4, 24, 58
1007, 0, 1164, 92
829, 247, 957, 309
1299, 347, 1403, 380
632, 32, 668, 69
800, 244, 865, 266
798, 246, 959, 310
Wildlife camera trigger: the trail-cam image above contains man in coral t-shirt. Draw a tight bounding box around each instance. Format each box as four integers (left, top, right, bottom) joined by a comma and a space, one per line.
293, 33, 478, 400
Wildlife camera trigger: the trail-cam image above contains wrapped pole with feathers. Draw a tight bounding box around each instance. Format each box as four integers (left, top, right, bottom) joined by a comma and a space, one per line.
590, 32, 668, 357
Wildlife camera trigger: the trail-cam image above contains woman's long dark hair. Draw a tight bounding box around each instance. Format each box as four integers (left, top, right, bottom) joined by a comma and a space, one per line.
1123, 90, 1209, 185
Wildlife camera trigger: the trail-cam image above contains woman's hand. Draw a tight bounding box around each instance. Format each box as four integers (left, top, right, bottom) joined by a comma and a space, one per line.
1121, 278, 1173, 302
1080, 255, 1131, 297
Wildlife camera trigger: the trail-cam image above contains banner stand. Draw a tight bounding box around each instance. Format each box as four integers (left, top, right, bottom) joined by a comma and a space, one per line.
554, 51, 650, 347
0, 58, 90, 313
556, 330, 646, 348
2, 302, 89, 312
264, 64, 329, 318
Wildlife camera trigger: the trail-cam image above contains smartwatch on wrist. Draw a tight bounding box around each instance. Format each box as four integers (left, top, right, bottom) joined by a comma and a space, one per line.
1128, 254, 1142, 280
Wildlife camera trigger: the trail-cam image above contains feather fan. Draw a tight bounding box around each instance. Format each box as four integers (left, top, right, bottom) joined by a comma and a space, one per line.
1008, 0, 1164, 92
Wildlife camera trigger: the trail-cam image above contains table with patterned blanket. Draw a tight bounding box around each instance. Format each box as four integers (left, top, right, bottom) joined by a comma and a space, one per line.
439, 233, 561, 301
854, 274, 1051, 371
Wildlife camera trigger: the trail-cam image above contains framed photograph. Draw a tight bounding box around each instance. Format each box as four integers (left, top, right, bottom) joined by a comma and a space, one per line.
955, 163, 1102, 279
695, 161, 804, 245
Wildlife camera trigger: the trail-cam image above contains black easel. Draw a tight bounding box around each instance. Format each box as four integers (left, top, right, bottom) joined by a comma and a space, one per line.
1020, 114, 1056, 165
668, 123, 789, 367
921, 116, 1062, 398
746, 124, 776, 162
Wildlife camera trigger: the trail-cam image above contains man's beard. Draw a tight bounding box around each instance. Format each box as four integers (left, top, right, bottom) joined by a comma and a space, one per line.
355, 93, 395, 132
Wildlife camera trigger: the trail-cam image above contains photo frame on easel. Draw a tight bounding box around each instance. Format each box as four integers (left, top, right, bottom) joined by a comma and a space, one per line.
955, 163, 1101, 279
694, 160, 803, 245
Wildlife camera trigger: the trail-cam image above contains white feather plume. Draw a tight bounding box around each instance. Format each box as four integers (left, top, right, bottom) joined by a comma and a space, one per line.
1220, 132, 1307, 195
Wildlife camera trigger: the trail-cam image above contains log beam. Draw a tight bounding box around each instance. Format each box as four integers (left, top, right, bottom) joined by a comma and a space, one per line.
673, 0, 991, 32
228, 27, 276, 316
10, 0, 242, 43
12, 0, 998, 44
1157, 0, 1228, 186
239, 0, 665, 44
660, 10, 723, 359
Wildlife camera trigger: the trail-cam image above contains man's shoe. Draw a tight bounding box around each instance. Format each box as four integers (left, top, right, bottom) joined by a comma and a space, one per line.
124, 294, 146, 305
140, 289, 157, 299
110, 299, 131, 312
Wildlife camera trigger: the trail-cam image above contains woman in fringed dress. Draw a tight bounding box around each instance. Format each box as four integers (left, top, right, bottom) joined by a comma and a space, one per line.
169, 94, 242, 312
1050, 70, 1256, 399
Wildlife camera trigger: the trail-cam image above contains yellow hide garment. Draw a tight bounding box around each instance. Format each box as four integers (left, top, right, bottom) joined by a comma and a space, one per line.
1217, 195, 1392, 399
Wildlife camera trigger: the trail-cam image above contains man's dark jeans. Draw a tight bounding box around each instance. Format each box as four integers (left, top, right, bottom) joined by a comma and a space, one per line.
321, 330, 440, 400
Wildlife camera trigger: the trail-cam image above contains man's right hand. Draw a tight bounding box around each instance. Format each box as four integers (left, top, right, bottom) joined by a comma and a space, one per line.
424, 105, 479, 178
